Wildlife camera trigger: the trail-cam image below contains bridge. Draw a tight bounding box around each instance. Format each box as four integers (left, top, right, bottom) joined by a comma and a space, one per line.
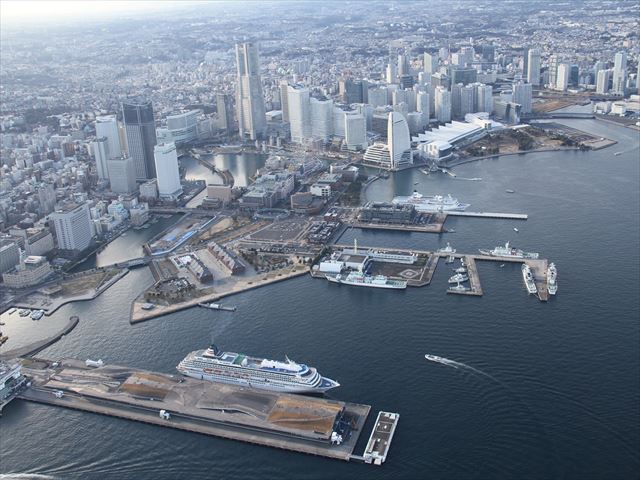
149, 207, 214, 215
525, 112, 595, 120
102, 257, 153, 269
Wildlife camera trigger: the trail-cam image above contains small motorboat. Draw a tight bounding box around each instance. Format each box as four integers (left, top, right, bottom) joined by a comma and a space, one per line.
513, 227, 519, 232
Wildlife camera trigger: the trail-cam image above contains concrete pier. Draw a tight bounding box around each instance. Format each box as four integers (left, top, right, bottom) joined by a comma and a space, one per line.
446, 211, 528, 220
446, 256, 483, 296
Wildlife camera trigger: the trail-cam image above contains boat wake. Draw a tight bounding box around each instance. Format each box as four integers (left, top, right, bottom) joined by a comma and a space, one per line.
424, 354, 498, 381
455, 177, 483, 181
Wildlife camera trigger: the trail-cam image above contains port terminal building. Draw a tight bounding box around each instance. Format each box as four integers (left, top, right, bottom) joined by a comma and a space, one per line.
318, 246, 417, 274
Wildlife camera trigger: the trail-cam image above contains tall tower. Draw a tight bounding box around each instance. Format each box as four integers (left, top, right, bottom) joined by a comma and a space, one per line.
122, 99, 157, 180
556, 63, 570, 91
527, 49, 541, 86
612, 51, 627, 95
154, 142, 182, 200
388, 112, 412, 170
95, 115, 122, 159
287, 84, 311, 144
235, 42, 267, 140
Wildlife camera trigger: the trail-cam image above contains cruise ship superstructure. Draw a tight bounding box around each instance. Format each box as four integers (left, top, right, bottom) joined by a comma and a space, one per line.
392, 191, 470, 212
479, 242, 539, 259
177, 344, 340, 394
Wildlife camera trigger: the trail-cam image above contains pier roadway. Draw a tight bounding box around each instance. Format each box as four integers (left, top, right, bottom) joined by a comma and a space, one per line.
18, 359, 371, 462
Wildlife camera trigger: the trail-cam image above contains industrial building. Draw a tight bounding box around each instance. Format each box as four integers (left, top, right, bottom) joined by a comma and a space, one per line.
359, 202, 416, 224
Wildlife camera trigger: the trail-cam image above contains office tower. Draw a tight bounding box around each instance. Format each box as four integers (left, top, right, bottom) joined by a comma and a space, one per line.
417, 91, 430, 129
451, 53, 464, 67
352, 103, 373, 130
95, 115, 122, 159
107, 156, 137, 194
475, 83, 493, 113
424, 52, 437, 74
392, 89, 409, 107
556, 63, 570, 91
368, 87, 388, 108
513, 81, 533, 114
287, 85, 311, 144
431, 72, 450, 89
593, 61, 605, 77
527, 49, 541, 86
165, 110, 199, 146
37, 182, 56, 215
339, 78, 364, 104
439, 47, 449, 61
91, 137, 110, 180
612, 51, 627, 94
450, 67, 477, 86
332, 107, 347, 138
235, 42, 267, 140
435, 86, 452, 123
460, 84, 476, 116
122, 99, 157, 180
154, 142, 182, 200
344, 113, 367, 150
310, 97, 333, 141
50, 203, 93, 251
523, 47, 530, 77
0, 240, 20, 274
398, 54, 410, 77
386, 63, 397, 84
388, 112, 412, 169
399, 74, 414, 89
548, 55, 560, 88
279, 81, 290, 123
216, 93, 234, 135
596, 69, 612, 94
460, 46, 475, 66
451, 83, 463, 118
482, 44, 495, 63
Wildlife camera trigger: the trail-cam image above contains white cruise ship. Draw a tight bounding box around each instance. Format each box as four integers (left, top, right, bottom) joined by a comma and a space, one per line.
479, 242, 539, 259
392, 191, 470, 212
326, 271, 407, 289
547, 263, 558, 295
177, 344, 340, 394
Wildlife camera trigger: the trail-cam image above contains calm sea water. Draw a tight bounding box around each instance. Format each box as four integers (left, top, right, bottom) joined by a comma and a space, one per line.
1, 119, 638, 479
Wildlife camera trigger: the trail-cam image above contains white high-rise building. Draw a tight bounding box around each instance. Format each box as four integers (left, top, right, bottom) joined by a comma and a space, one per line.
460, 85, 476, 116
388, 112, 412, 169
424, 52, 438, 74
50, 203, 94, 251
513, 81, 533, 114
92, 137, 110, 180
596, 69, 612, 94
154, 142, 182, 199
475, 84, 493, 113
527, 49, 541, 86
95, 115, 122, 159
435, 86, 452, 123
344, 113, 367, 150
417, 91, 430, 129
235, 42, 267, 140
612, 51, 627, 94
556, 63, 570, 91
107, 156, 137, 194
386, 63, 397, 84
310, 98, 333, 142
333, 108, 347, 138
287, 85, 311, 144
548, 55, 560, 88
368, 87, 388, 108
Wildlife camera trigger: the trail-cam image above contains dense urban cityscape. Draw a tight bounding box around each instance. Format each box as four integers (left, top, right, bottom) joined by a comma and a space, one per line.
1, 1, 639, 479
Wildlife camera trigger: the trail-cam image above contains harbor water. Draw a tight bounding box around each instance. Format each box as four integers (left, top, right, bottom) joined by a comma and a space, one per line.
1, 120, 639, 479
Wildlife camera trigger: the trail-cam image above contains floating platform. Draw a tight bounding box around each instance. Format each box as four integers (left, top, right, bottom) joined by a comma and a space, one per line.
16, 358, 383, 463
359, 411, 400, 465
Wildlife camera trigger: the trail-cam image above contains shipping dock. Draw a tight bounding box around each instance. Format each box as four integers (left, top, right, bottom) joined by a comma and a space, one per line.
13, 357, 398, 464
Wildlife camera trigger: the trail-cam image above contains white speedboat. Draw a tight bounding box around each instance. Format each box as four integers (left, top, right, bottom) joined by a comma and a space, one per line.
448, 273, 469, 284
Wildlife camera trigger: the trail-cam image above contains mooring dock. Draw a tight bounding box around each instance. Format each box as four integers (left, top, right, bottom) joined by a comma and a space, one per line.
13, 358, 399, 464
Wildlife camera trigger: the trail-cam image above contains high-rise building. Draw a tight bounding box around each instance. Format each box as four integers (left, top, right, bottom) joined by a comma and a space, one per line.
482, 44, 495, 63
279, 81, 290, 123
556, 63, 570, 91
154, 142, 182, 200
523, 47, 530, 78
596, 69, 612, 94
417, 91, 430, 129
527, 49, 541, 86
287, 84, 311, 144
475, 84, 493, 113
548, 55, 560, 88
216, 93, 234, 135
368, 87, 388, 108
235, 42, 267, 140
37, 183, 56, 215
344, 113, 367, 150
107, 156, 137, 194
162, 110, 199, 146
91, 137, 110, 180
460, 84, 476, 116
339, 78, 364, 104
513, 81, 533, 114
95, 115, 122, 159
435, 86, 452, 123
388, 112, 412, 169
423, 52, 438, 74
386, 63, 397, 84
122, 99, 157, 180
612, 51, 627, 95
310, 97, 333, 142
398, 54, 410, 77
450, 67, 477, 86
0, 240, 20, 274
49, 203, 94, 251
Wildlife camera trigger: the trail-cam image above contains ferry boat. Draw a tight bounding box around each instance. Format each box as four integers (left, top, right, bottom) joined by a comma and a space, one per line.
177, 344, 340, 394
326, 271, 407, 290
547, 263, 558, 295
392, 191, 470, 212
30, 310, 44, 321
479, 242, 539, 259
521, 264, 537, 294
438, 242, 456, 254
448, 273, 469, 284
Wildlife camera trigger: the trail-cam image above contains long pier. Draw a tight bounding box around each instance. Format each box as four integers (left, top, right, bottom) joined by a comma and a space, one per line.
445, 211, 528, 220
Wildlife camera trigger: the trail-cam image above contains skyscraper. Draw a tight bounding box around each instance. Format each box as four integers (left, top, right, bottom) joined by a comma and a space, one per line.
548, 55, 560, 89
287, 84, 311, 144
475, 84, 493, 113
310, 97, 333, 142
339, 78, 364, 104
216, 93, 234, 136
107, 156, 137, 194
154, 142, 182, 200
513, 81, 533, 114
527, 49, 541, 86
423, 52, 438, 74
235, 42, 267, 140
612, 51, 627, 95
460, 84, 476, 116
122, 99, 157, 180
50, 203, 94, 251
596, 69, 612, 94
417, 91, 430, 129
344, 113, 367, 150
279, 80, 290, 123
95, 115, 122, 159
556, 63, 570, 91
435, 86, 452, 123
388, 112, 412, 169
92, 137, 110, 180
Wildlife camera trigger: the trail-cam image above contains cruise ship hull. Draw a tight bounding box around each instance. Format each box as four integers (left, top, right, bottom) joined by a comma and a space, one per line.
392, 197, 470, 212
326, 274, 407, 289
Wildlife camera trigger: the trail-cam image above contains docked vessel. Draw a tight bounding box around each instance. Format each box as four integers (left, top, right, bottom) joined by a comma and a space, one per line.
392, 191, 470, 212
18, 309, 30, 317
30, 310, 44, 320
547, 263, 558, 295
438, 242, 456, 254
177, 343, 340, 394
521, 264, 537, 294
327, 271, 407, 290
454, 266, 467, 274
448, 273, 469, 284
448, 282, 470, 292
479, 242, 539, 259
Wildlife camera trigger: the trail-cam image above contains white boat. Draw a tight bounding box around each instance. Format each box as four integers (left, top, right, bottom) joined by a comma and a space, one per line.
479, 242, 539, 259
448, 282, 471, 292
448, 273, 469, 284
454, 266, 467, 274
30, 310, 44, 320
506, 189, 515, 193
614, 152, 622, 156
513, 227, 519, 232
85, 359, 104, 368
419, 168, 430, 175
547, 263, 558, 295
445, 255, 455, 264
327, 271, 407, 290
521, 264, 537, 294
438, 242, 456, 254
392, 191, 470, 212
